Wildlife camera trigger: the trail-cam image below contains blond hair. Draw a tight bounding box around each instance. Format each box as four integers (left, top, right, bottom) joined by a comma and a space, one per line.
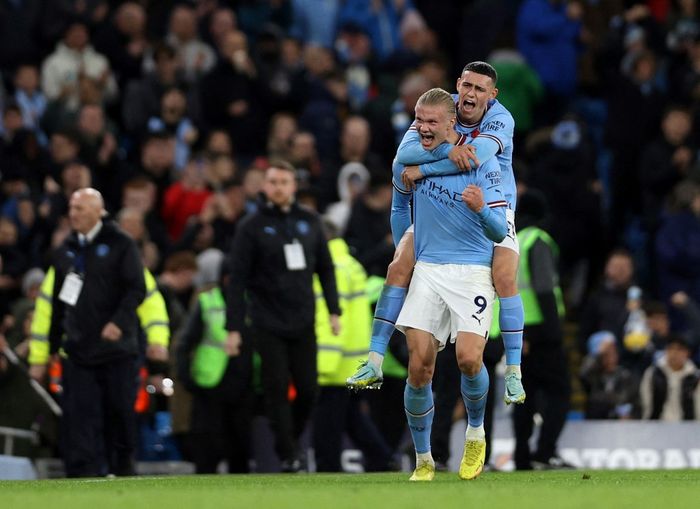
416, 88, 456, 117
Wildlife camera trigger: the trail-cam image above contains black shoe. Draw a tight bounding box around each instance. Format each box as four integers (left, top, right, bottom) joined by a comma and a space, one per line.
531, 455, 576, 470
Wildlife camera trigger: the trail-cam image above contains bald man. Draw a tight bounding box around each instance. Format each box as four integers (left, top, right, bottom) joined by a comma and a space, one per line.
29, 187, 146, 477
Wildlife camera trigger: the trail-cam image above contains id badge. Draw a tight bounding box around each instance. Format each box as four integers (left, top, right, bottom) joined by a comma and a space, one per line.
284, 241, 307, 271
58, 272, 84, 306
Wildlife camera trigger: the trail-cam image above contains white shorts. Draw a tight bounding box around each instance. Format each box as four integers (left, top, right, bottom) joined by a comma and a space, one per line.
495, 209, 519, 254
396, 262, 495, 348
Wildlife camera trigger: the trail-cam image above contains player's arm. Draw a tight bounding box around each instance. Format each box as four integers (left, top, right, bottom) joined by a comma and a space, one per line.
463, 162, 507, 242
461, 110, 514, 168
395, 125, 453, 165
475, 195, 507, 243
391, 160, 412, 246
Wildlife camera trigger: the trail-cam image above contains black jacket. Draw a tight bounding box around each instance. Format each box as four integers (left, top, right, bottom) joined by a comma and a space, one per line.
649, 366, 699, 420
49, 221, 146, 365
226, 201, 339, 335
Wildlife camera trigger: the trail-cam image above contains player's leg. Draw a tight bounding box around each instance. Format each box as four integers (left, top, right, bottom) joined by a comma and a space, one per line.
394, 262, 447, 480
493, 212, 526, 404
346, 230, 415, 390
455, 331, 488, 480
404, 327, 439, 481
445, 264, 494, 480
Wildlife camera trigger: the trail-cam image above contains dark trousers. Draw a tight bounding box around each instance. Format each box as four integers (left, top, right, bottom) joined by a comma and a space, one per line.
61, 356, 137, 477
432, 340, 502, 465
189, 369, 253, 473
255, 326, 318, 462
313, 387, 394, 472
512, 345, 570, 469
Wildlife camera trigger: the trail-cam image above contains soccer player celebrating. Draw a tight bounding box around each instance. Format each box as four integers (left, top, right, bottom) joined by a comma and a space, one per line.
390, 88, 507, 481
347, 62, 525, 406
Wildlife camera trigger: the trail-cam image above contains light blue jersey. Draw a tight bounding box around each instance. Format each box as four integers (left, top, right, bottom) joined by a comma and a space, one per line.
395, 97, 516, 210
392, 157, 507, 267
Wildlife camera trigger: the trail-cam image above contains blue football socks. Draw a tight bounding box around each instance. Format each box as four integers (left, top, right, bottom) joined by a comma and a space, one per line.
404, 382, 434, 454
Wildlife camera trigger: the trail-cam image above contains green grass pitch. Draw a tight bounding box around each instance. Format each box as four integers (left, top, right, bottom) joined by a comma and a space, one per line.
1, 470, 698, 509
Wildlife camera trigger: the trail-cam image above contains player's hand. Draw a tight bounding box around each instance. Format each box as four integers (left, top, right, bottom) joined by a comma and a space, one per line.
401, 165, 423, 189
330, 314, 341, 336
461, 185, 485, 212
449, 145, 479, 171
225, 331, 242, 357
101, 322, 122, 341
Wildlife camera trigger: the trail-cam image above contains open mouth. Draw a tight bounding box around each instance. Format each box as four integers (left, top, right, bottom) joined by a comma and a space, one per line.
461, 99, 476, 113
419, 132, 434, 147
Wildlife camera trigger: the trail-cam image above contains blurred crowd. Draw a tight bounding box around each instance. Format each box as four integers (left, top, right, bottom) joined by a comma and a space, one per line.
1, 0, 700, 473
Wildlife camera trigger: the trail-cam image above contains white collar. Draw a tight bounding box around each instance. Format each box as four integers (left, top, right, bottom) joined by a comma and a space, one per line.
79, 220, 103, 244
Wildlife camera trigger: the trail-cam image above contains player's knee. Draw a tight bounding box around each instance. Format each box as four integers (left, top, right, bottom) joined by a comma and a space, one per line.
407, 363, 434, 387
456, 351, 482, 377
492, 251, 518, 297
493, 270, 517, 297
387, 256, 413, 287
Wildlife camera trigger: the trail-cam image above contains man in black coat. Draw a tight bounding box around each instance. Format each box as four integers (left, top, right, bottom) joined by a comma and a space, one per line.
226, 160, 340, 472
30, 188, 145, 477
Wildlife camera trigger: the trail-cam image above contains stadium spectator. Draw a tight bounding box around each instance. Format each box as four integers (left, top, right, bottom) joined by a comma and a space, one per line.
516, 0, 585, 124
289, 0, 340, 48
41, 21, 118, 113
640, 335, 700, 421
93, 2, 149, 90
578, 249, 637, 356
161, 157, 212, 242
12, 64, 47, 145
122, 42, 196, 137
200, 30, 265, 161
207, 7, 237, 52
337, 0, 418, 62
266, 112, 297, 161
639, 106, 696, 235
580, 331, 638, 419
147, 87, 199, 171
166, 4, 216, 83
656, 181, 700, 313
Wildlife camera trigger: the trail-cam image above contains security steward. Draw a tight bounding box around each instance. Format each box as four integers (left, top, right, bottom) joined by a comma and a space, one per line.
226, 160, 340, 472
29, 188, 146, 478
177, 258, 252, 474
313, 221, 394, 472
510, 191, 570, 471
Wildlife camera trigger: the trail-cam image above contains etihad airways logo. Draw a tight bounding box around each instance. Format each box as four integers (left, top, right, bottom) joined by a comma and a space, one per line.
416, 180, 463, 208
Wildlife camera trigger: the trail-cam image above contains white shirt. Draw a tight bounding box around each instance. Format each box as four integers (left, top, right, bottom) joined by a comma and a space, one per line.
79, 220, 103, 245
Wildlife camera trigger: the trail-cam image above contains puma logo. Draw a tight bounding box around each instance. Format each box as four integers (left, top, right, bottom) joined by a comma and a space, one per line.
472, 314, 483, 325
